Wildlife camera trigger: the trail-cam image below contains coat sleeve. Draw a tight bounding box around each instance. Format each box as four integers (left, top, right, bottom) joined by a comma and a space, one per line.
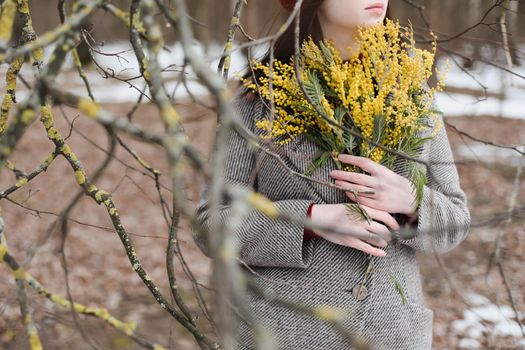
192, 90, 315, 268
398, 114, 471, 253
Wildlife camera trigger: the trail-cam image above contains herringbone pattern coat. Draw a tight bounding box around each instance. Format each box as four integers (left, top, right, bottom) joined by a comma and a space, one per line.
193, 87, 471, 350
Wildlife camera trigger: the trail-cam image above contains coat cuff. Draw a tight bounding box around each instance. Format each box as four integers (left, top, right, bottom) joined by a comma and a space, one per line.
303, 202, 318, 241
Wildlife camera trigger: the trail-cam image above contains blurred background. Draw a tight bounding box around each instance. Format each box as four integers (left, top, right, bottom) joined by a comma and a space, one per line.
12, 0, 525, 115
1, 0, 524, 349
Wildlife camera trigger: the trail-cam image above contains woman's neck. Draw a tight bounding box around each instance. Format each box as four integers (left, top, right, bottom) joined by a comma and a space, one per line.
318, 22, 360, 61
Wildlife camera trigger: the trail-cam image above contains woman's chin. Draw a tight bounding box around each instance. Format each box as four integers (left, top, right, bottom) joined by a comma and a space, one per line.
361, 14, 386, 25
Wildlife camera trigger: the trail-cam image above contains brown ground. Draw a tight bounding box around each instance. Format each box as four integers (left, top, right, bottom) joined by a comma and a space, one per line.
0, 100, 524, 349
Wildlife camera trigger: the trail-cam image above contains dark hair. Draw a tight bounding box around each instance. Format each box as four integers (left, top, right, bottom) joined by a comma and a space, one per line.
240, 1, 393, 99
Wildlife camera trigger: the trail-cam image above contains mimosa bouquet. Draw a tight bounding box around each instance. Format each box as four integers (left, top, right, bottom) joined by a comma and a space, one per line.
239, 18, 448, 216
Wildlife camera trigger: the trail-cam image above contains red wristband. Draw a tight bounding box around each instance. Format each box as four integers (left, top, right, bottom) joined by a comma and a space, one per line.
303, 203, 318, 240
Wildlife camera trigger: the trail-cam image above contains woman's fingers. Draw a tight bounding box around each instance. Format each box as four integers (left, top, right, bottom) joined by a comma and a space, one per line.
330, 170, 376, 187
366, 221, 392, 243
334, 180, 375, 197
363, 237, 388, 248
365, 206, 400, 231
337, 154, 381, 176
347, 239, 387, 257
317, 226, 387, 257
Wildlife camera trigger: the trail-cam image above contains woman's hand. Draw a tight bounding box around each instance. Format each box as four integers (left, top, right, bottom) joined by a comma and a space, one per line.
310, 203, 400, 257
329, 154, 419, 216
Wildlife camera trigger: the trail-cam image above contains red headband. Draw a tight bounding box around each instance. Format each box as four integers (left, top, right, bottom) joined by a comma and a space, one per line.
279, 0, 296, 12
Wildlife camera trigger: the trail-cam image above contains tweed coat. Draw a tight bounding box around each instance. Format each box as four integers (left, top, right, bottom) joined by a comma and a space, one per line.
193, 87, 471, 350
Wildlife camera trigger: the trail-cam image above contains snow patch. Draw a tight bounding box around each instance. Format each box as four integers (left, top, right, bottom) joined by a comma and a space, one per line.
452, 292, 525, 347
1, 42, 524, 121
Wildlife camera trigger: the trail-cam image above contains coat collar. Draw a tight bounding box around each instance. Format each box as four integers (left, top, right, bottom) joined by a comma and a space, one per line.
254, 97, 346, 204
276, 133, 347, 205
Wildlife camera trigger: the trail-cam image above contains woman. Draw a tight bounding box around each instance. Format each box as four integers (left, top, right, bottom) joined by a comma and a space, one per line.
194, 0, 471, 349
